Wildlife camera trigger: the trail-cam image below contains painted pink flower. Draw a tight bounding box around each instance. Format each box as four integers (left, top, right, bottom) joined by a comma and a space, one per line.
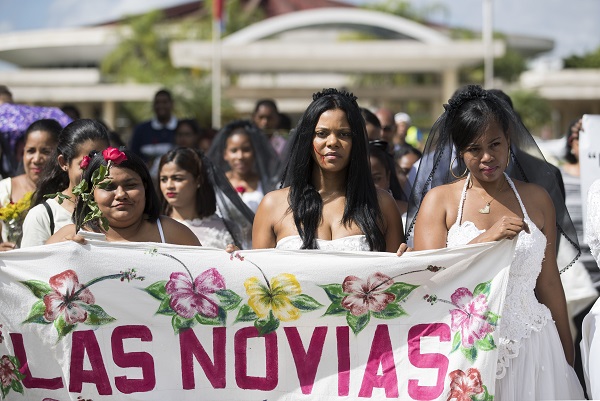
450, 287, 493, 347
341, 272, 395, 316
79, 155, 90, 170
165, 268, 225, 319
447, 368, 484, 401
102, 147, 127, 164
0, 355, 18, 388
43, 270, 95, 325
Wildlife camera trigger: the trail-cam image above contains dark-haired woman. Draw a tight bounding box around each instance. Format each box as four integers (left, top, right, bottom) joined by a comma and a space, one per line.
47, 148, 199, 246
408, 85, 583, 399
158, 147, 254, 249
21, 119, 110, 247
252, 88, 405, 253
0, 119, 60, 250
207, 120, 280, 213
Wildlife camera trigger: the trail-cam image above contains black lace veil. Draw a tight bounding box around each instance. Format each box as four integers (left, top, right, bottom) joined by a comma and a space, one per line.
405, 85, 580, 272
206, 120, 281, 193
200, 152, 255, 249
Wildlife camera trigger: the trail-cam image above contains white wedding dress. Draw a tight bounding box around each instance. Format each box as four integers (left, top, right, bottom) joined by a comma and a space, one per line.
447, 174, 584, 400
276, 234, 370, 251
581, 178, 600, 399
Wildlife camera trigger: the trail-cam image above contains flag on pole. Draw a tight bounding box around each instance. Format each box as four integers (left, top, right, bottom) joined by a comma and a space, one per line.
213, 0, 225, 34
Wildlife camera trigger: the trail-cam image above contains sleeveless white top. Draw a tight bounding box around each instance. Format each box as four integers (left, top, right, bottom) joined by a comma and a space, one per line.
447, 174, 551, 379
276, 234, 370, 251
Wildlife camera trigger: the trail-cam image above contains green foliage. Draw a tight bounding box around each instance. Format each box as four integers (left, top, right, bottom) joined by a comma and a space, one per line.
510, 90, 552, 134
364, 0, 447, 23
563, 46, 600, 68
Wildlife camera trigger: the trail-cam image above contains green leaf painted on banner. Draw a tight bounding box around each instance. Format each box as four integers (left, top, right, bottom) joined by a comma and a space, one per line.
451, 331, 461, 353
386, 282, 419, 302
172, 314, 197, 334
347, 311, 370, 335
323, 300, 347, 316
54, 315, 77, 339
475, 333, 496, 351
234, 304, 258, 323
82, 304, 116, 326
196, 307, 226, 326
319, 284, 345, 302
155, 296, 176, 316
19, 280, 52, 299
11, 379, 24, 394
1, 384, 9, 398
144, 281, 168, 300
461, 344, 478, 363
371, 303, 407, 319
255, 310, 279, 336
216, 289, 242, 311
485, 311, 500, 326
473, 280, 491, 297
23, 299, 50, 324
290, 294, 323, 311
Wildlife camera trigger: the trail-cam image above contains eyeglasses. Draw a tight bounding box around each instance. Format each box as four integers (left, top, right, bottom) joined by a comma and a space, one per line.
382, 125, 395, 132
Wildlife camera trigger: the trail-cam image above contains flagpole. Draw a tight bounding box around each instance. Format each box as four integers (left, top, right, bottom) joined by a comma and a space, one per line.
211, 0, 222, 130
483, 0, 493, 89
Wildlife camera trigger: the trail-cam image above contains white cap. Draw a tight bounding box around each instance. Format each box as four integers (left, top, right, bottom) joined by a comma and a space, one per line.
394, 112, 411, 124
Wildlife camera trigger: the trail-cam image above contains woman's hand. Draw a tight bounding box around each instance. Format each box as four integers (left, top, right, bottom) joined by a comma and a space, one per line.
477, 216, 529, 243
225, 244, 240, 253
396, 243, 412, 256
0, 241, 17, 251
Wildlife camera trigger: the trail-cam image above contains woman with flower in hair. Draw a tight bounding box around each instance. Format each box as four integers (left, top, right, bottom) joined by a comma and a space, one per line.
207, 120, 280, 213
407, 85, 583, 399
21, 119, 109, 247
47, 147, 200, 245
252, 88, 405, 253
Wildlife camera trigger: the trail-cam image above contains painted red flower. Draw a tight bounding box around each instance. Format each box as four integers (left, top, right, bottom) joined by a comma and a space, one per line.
450, 287, 493, 347
102, 147, 127, 164
447, 368, 484, 401
165, 268, 225, 319
235, 186, 246, 194
0, 355, 18, 388
43, 270, 95, 325
79, 155, 90, 170
341, 272, 395, 316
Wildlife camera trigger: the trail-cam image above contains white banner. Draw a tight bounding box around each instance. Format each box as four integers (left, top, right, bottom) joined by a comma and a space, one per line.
0, 239, 515, 400
580, 114, 600, 238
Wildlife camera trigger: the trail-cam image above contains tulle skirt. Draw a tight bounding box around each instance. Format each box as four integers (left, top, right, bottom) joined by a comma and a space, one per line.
496, 321, 585, 400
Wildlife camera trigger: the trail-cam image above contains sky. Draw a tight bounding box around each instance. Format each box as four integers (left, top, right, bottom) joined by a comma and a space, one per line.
0, 0, 599, 66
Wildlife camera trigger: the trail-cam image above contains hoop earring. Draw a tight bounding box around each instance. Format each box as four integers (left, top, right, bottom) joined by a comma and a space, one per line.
450, 155, 468, 179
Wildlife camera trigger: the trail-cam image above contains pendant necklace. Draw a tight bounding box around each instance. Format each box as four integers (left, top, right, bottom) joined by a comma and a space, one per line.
475, 178, 505, 214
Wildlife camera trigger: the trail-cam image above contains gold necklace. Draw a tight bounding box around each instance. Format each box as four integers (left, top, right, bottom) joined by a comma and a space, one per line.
474, 178, 505, 214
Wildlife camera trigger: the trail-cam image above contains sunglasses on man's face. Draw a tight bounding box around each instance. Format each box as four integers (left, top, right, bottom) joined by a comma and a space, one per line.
382, 125, 395, 132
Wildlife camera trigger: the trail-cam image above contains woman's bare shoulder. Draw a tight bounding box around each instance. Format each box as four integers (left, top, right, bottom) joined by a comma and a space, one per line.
158, 216, 201, 246
46, 224, 77, 244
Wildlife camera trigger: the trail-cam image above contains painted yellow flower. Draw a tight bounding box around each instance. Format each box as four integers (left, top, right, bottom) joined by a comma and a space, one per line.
244, 273, 302, 322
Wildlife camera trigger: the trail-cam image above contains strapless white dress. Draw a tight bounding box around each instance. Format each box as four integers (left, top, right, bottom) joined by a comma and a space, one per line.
275, 234, 370, 251
447, 174, 583, 400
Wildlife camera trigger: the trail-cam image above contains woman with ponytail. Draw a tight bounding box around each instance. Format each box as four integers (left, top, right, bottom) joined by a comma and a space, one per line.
21, 119, 109, 247
252, 88, 405, 253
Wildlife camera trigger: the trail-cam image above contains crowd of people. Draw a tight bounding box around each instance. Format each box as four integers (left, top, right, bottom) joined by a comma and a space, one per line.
1, 83, 600, 399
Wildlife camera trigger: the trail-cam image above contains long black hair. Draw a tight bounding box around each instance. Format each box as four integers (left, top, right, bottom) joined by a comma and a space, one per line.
33, 119, 109, 207
158, 147, 216, 218
281, 88, 386, 251
76, 149, 160, 231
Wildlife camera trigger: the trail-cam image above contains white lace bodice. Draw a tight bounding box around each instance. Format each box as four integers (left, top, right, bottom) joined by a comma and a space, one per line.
180, 214, 234, 249
447, 174, 552, 379
586, 179, 600, 263
275, 234, 370, 251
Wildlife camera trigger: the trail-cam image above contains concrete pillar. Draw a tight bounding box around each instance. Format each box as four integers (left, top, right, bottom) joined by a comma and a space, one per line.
102, 101, 116, 131
441, 69, 459, 107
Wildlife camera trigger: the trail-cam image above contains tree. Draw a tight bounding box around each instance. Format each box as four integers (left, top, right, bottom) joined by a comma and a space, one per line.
509, 90, 552, 135
563, 46, 600, 68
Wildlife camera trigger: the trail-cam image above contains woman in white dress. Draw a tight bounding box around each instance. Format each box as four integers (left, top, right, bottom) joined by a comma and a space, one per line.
158, 147, 254, 249
206, 120, 280, 213
408, 85, 583, 399
252, 88, 405, 253
581, 178, 600, 399
21, 119, 109, 247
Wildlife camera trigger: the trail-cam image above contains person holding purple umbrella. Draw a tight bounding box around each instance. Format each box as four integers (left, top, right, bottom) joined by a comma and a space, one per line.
0, 119, 60, 250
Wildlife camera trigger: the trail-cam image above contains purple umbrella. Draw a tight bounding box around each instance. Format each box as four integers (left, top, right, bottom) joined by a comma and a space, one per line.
0, 103, 72, 149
